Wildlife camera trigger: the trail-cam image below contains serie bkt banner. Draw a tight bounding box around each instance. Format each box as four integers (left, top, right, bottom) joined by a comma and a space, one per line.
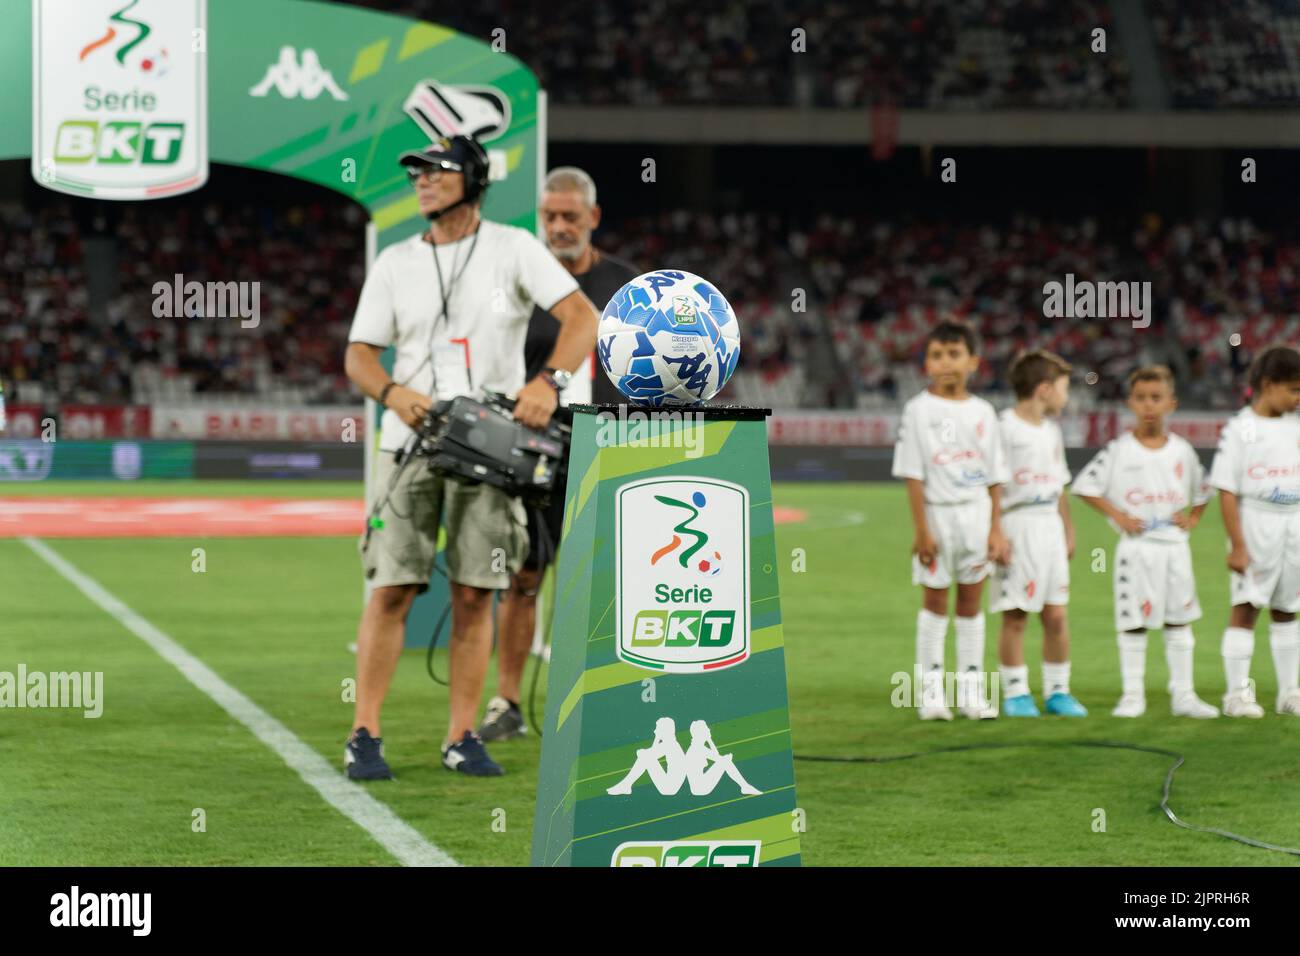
32, 0, 208, 199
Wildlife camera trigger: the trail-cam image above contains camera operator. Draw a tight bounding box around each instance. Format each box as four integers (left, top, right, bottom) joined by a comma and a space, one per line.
479, 166, 639, 741
343, 136, 598, 779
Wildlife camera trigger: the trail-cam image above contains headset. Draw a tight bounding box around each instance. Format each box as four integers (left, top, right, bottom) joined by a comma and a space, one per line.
414, 135, 490, 220
455, 135, 491, 204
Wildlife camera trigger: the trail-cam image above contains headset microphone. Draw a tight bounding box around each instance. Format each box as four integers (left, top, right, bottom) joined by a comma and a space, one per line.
424, 196, 471, 222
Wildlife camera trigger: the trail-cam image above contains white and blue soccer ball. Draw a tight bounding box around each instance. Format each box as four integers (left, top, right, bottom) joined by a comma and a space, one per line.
596, 269, 741, 406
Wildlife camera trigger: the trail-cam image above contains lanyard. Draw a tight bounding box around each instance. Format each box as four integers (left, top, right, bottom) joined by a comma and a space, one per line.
430, 224, 481, 337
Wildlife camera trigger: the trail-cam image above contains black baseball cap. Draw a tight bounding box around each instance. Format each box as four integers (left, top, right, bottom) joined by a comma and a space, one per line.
399, 136, 479, 175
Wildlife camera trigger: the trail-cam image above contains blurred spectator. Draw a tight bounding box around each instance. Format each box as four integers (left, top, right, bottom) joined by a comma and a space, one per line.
346, 0, 1131, 109
1151, 0, 1300, 109
5, 198, 1297, 410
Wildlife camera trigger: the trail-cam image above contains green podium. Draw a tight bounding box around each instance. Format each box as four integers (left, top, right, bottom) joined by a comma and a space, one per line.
531, 405, 800, 867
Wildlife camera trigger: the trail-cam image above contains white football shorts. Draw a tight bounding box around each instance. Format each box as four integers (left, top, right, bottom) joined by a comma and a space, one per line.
1229, 505, 1300, 612
913, 497, 993, 589
1112, 535, 1201, 631
990, 507, 1070, 613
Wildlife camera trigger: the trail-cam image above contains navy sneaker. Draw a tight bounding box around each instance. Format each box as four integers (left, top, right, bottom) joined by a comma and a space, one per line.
442, 731, 504, 776
344, 727, 393, 780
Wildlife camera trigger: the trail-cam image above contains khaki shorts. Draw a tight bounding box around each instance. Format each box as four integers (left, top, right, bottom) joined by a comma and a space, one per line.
360, 451, 528, 591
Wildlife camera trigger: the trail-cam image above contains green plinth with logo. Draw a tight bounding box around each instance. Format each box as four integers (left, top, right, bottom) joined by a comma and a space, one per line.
530, 404, 800, 867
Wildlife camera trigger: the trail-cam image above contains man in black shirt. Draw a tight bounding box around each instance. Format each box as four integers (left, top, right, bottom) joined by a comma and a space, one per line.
479, 166, 638, 741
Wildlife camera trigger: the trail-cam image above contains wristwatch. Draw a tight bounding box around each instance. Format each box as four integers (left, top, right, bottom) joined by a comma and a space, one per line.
542, 367, 572, 391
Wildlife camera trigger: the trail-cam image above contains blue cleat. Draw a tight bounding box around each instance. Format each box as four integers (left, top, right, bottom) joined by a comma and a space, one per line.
1044, 692, 1088, 717
1003, 694, 1041, 717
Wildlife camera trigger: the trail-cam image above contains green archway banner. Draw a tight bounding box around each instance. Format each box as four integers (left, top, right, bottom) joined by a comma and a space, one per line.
4, 0, 545, 652
5, 0, 543, 249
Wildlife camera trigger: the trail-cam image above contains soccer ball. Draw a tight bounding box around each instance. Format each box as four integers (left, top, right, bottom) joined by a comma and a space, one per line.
596, 269, 741, 406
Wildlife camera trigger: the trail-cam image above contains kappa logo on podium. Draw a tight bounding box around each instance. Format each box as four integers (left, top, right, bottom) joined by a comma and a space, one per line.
615, 477, 750, 673
606, 717, 762, 797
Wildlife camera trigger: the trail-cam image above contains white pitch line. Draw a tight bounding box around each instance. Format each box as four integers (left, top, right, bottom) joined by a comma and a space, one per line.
23, 536, 458, 868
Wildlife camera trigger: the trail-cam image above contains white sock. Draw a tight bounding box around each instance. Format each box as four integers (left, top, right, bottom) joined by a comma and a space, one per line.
1163, 625, 1195, 697
955, 615, 986, 676
1270, 620, 1300, 697
1118, 631, 1147, 697
917, 609, 948, 705
1001, 664, 1030, 699
1042, 661, 1071, 697
1222, 626, 1255, 695
955, 615, 986, 705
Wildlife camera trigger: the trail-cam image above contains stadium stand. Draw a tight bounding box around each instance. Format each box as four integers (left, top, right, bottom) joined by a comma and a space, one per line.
1150, 0, 1300, 108
351, 0, 1131, 109
1, 198, 366, 408
6, 194, 1296, 411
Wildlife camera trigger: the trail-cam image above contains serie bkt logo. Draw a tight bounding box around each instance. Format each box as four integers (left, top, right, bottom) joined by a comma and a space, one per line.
33, 0, 207, 199
615, 477, 749, 673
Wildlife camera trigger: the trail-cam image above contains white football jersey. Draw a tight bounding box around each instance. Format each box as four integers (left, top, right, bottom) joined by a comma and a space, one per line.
1072, 431, 1210, 543
1208, 408, 1300, 509
892, 390, 1007, 504
998, 409, 1071, 511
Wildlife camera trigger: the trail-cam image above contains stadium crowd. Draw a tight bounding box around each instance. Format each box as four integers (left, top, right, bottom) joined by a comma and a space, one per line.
344, 0, 1300, 110
1, 200, 366, 407
5, 197, 1297, 411
1150, 0, 1300, 109
351, 0, 1130, 109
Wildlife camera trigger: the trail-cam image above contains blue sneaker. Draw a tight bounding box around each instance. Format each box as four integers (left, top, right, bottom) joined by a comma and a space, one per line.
1045, 692, 1088, 717
1003, 694, 1041, 717
442, 731, 504, 776
344, 727, 393, 780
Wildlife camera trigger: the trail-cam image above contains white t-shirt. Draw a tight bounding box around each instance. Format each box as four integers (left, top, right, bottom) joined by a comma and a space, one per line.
1072, 431, 1210, 542
998, 408, 1071, 511
891, 390, 1007, 504
1208, 407, 1300, 509
348, 220, 579, 451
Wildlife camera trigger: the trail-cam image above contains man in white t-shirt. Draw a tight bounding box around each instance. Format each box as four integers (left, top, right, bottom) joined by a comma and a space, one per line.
342, 136, 599, 779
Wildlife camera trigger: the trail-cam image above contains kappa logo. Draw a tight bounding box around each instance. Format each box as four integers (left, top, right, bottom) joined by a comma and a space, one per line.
616, 478, 750, 673
611, 840, 761, 867
606, 717, 762, 797
249, 47, 349, 101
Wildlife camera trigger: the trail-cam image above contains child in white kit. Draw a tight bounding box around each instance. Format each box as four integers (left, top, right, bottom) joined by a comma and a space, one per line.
1208, 345, 1300, 718
1073, 366, 1219, 719
990, 350, 1086, 717
892, 320, 1009, 721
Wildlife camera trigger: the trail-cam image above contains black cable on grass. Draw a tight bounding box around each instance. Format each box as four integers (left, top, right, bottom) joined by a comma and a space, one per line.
424, 557, 452, 686
526, 639, 546, 738
795, 740, 1300, 858
424, 601, 451, 686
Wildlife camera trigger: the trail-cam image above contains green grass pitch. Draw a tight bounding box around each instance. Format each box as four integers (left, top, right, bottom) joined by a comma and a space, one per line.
1, 480, 1297, 866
